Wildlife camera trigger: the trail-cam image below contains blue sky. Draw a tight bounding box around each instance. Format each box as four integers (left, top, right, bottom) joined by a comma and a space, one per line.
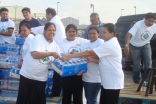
1, 0, 156, 25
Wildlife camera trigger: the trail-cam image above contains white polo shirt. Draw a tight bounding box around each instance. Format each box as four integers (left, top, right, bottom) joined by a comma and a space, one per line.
93, 37, 124, 89
20, 34, 60, 81
129, 20, 156, 47
82, 38, 104, 83
0, 19, 15, 44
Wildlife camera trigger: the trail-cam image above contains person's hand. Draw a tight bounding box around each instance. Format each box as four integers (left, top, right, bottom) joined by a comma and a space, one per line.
86, 57, 93, 63
61, 54, 73, 61
77, 71, 82, 76
51, 52, 60, 59
18, 59, 23, 68
124, 47, 129, 55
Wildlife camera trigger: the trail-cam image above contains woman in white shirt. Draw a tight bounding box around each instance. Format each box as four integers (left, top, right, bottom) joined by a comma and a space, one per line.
61, 23, 124, 104
18, 23, 34, 68
59, 24, 88, 104
82, 26, 104, 104
16, 22, 60, 104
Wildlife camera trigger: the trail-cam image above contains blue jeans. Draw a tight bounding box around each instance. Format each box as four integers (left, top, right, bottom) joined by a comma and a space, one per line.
130, 44, 152, 83
83, 81, 101, 104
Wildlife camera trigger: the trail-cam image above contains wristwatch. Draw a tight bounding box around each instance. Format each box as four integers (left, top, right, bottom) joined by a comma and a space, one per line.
125, 44, 129, 47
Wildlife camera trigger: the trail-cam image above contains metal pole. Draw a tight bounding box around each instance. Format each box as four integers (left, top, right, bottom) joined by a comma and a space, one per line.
93, 6, 94, 13
57, 2, 60, 15
121, 9, 124, 16
14, 6, 18, 23
134, 6, 136, 15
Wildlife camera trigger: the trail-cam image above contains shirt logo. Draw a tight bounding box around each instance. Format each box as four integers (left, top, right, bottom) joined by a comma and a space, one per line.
68, 47, 81, 54
141, 31, 151, 41
0, 26, 7, 32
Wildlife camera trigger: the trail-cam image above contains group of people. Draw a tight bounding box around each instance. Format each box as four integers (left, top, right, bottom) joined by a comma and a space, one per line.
0, 5, 155, 104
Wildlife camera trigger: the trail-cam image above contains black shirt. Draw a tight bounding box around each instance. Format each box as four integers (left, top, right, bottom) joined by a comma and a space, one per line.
19, 18, 41, 33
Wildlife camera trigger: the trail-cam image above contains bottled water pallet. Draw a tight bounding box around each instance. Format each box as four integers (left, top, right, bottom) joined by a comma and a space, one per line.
118, 71, 156, 104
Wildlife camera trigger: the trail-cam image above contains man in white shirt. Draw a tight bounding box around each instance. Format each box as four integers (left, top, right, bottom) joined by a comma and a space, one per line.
45, 7, 66, 44
0, 8, 15, 44
124, 13, 156, 83
31, 8, 66, 45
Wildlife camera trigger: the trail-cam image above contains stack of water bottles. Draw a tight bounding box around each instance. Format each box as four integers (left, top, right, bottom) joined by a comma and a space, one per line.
0, 54, 21, 102
0, 41, 23, 102
52, 54, 88, 77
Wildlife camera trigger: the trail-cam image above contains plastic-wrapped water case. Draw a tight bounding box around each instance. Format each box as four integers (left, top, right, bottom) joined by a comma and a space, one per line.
0, 43, 8, 54
52, 58, 87, 77
15, 37, 25, 45
0, 54, 12, 68
9, 64, 20, 79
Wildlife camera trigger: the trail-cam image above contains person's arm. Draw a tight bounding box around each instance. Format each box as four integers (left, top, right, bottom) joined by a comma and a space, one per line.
0, 29, 14, 36
86, 57, 99, 64
61, 50, 97, 61
124, 33, 132, 55
31, 52, 59, 59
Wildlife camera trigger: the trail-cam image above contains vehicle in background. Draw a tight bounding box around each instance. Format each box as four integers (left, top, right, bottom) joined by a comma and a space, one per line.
115, 13, 156, 68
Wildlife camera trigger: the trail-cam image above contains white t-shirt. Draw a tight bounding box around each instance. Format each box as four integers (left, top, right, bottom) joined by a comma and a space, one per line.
129, 20, 156, 47
93, 37, 124, 89
0, 19, 15, 44
20, 34, 60, 81
59, 37, 89, 54
31, 15, 66, 45
22, 34, 34, 60
82, 38, 104, 83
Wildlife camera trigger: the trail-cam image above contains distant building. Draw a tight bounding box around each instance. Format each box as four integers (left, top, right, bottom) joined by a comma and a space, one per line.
78, 24, 88, 30
61, 17, 79, 28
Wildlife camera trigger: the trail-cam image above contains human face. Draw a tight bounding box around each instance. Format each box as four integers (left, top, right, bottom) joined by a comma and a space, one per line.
22, 11, 31, 20
90, 16, 99, 25
0, 11, 8, 20
145, 18, 155, 27
46, 13, 53, 21
102, 27, 114, 41
66, 27, 77, 41
44, 25, 56, 41
88, 29, 99, 42
20, 25, 31, 38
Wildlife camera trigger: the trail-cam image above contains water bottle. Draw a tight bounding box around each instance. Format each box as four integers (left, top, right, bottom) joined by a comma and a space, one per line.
141, 81, 147, 91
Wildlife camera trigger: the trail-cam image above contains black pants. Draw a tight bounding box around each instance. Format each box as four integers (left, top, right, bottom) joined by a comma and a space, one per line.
100, 86, 120, 104
62, 75, 83, 104
51, 71, 61, 96
16, 75, 46, 104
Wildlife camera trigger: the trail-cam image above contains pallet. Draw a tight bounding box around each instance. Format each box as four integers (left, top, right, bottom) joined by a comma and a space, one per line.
118, 71, 156, 104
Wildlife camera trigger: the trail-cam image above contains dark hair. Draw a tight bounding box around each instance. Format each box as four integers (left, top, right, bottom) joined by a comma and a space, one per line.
21, 23, 31, 30
44, 22, 56, 30
145, 13, 156, 20
88, 26, 100, 34
46, 8, 56, 16
22, 7, 31, 13
90, 13, 99, 19
0, 8, 9, 13
65, 24, 77, 33
103, 23, 116, 36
